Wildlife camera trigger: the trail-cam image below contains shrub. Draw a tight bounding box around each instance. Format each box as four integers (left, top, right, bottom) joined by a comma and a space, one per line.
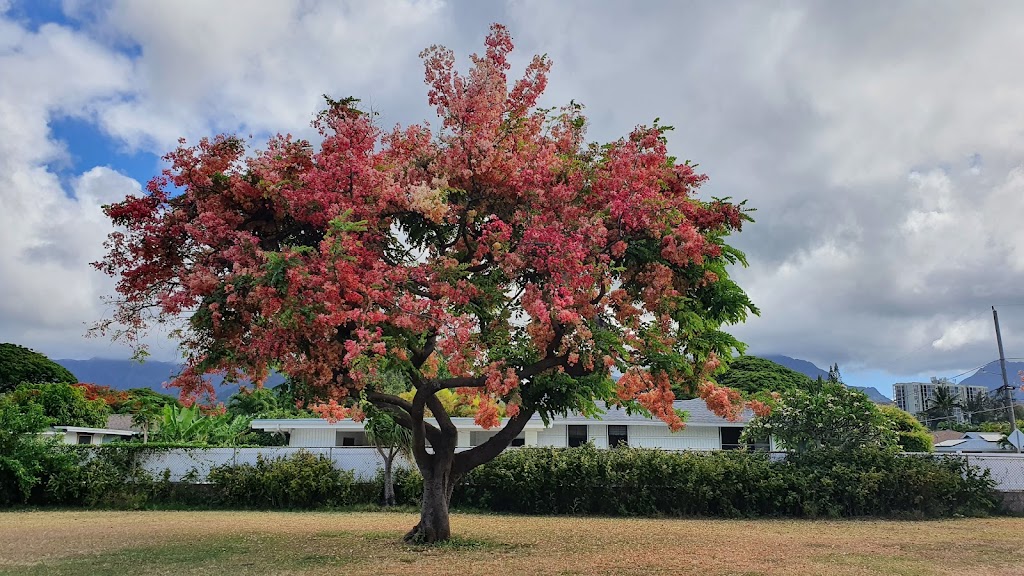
878, 405, 933, 452
455, 446, 997, 518
0, 399, 54, 505
208, 451, 357, 508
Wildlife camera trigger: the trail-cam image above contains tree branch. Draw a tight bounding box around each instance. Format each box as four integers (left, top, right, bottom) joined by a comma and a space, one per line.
425, 392, 457, 437
367, 391, 443, 448
411, 333, 437, 369
453, 409, 535, 476
435, 353, 570, 390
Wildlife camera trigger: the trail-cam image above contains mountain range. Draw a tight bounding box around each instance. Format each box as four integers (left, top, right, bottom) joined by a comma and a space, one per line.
57, 353, 912, 404
958, 360, 1024, 399
55, 358, 284, 401
759, 354, 893, 404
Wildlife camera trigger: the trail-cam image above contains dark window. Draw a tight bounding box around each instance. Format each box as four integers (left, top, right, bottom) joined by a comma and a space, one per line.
77, 434, 93, 445
336, 432, 366, 447
608, 425, 628, 447
510, 437, 525, 447
721, 427, 742, 450
568, 425, 588, 447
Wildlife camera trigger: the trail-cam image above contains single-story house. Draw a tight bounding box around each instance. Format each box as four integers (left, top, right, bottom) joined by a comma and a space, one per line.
252, 399, 768, 451
933, 431, 1017, 453
42, 426, 137, 445
41, 414, 139, 445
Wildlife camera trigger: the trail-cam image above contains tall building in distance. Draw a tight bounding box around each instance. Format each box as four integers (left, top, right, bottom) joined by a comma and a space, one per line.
893, 381, 991, 424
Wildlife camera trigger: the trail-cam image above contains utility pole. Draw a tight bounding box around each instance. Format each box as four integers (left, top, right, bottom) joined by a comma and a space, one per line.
991, 306, 1021, 453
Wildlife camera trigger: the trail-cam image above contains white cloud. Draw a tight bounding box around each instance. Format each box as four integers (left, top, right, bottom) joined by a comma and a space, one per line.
932, 318, 992, 352
88, 0, 449, 152
0, 15, 162, 359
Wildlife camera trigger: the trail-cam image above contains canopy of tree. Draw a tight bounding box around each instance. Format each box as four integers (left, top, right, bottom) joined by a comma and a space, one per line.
743, 381, 896, 452
73, 384, 179, 414
94, 24, 757, 542
714, 355, 813, 396
0, 343, 77, 393
5, 382, 109, 428
877, 405, 932, 452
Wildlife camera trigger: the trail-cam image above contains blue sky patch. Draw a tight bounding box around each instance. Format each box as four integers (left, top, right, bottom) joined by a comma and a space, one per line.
49, 115, 161, 192
5, 0, 69, 32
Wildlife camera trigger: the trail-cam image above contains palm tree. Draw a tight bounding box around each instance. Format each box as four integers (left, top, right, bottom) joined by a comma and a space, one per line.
364, 410, 413, 507
963, 392, 994, 425
925, 384, 961, 429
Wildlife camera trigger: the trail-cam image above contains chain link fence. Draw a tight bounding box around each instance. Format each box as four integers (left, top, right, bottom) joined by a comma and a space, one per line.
957, 453, 1024, 491
137, 447, 411, 482
131, 447, 1024, 491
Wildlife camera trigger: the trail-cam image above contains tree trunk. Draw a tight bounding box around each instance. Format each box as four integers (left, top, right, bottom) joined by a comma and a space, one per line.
404, 464, 453, 544
382, 454, 396, 507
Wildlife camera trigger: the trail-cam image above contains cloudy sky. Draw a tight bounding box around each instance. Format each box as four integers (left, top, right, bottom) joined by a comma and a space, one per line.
3, 0, 1024, 393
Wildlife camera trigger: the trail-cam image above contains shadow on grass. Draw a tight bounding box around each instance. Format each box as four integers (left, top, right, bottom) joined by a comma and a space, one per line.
2, 529, 529, 576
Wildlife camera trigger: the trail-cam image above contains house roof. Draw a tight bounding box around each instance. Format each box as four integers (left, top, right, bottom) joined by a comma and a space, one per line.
105, 414, 138, 431
932, 430, 965, 444
933, 431, 1013, 453
252, 399, 750, 432
51, 426, 137, 436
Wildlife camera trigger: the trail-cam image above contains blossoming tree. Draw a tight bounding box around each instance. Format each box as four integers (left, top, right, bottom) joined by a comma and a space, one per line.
95, 25, 759, 542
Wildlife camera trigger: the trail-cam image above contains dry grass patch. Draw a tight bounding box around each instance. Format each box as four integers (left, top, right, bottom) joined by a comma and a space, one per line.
1, 511, 1022, 575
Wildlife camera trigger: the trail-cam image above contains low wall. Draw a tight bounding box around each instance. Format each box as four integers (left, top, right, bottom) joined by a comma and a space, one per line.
138, 447, 410, 482
998, 491, 1024, 515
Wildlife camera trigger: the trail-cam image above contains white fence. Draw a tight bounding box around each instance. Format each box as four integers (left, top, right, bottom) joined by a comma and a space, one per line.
132, 447, 1024, 491
138, 447, 408, 482
959, 454, 1024, 491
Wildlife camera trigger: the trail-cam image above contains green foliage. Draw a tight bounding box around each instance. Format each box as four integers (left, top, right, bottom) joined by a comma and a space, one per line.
878, 405, 933, 452
150, 404, 250, 446
742, 381, 897, 452
364, 411, 412, 457
714, 355, 813, 396
455, 446, 997, 518
208, 451, 357, 508
0, 398, 54, 505
226, 388, 281, 418
962, 392, 997, 425
8, 382, 110, 428
44, 446, 175, 509
0, 343, 77, 393
922, 378, 961, 429
116, 388, 179, 413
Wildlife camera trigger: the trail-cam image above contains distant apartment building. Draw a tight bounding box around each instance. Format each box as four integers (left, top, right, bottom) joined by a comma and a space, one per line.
892, 381, 990, 424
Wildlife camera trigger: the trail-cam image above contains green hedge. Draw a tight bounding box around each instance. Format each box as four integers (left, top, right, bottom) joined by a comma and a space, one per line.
455, 446, 998, 518
2, 444, 998, 518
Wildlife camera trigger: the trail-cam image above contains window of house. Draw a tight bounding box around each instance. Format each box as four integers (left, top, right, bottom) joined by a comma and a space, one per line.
510, 437, 525, 447
567, 425, 588, 448
608, 425, 628, 447
335, 432, 366, 447
720, 427, 742, 450
77, 434, 93, 445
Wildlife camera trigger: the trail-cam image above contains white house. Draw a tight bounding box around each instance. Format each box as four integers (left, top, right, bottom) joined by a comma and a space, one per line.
251, 399, 764, 451
42, 426, 137, 445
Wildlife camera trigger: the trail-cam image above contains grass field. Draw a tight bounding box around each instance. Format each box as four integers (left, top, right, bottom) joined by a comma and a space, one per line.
1, 511, 1023, 575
